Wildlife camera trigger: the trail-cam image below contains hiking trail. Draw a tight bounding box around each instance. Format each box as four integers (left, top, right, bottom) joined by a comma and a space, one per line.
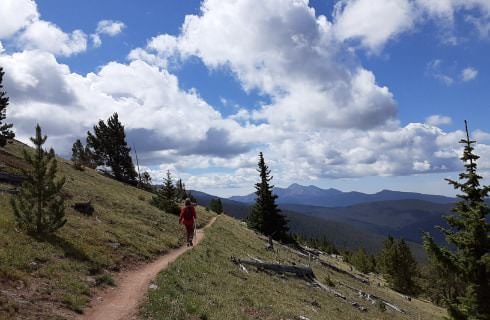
78, 217, 217, 320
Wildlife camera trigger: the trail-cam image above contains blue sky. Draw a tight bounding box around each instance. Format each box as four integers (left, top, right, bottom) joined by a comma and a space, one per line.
1, 0, 490, 197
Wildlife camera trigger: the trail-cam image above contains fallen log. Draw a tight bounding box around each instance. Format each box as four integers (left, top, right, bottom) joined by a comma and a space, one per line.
0, 172, 26, 186
231, 257, 371, 313
339, 282, 405, 314
318, 260, 369, 284
231, 257, 314, 278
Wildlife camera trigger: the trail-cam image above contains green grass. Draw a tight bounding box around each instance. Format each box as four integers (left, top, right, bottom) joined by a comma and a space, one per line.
0, 141, 214, 319
140, 215, 446, 320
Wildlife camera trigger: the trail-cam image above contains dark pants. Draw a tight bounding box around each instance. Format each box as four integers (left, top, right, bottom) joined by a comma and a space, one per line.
185, 223, 194, 244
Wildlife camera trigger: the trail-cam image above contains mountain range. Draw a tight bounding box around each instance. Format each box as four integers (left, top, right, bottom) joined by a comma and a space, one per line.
229, 183, 456, 207
190, 185, 458, 260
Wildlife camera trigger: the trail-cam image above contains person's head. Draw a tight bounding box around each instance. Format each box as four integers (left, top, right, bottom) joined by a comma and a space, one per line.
185, 198, 192, 206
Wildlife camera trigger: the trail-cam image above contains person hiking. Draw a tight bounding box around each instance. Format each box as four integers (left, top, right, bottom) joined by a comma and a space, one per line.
179, 198, 196, 246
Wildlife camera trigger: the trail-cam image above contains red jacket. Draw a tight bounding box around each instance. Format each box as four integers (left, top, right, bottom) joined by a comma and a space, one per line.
179, 206, 196, 226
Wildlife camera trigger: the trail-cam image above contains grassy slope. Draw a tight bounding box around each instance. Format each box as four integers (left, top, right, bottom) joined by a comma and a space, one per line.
141, 215, 446, 320
0, 141, 214, 319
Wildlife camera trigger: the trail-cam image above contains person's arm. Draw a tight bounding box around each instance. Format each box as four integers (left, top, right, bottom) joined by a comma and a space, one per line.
193, 207, 197, 220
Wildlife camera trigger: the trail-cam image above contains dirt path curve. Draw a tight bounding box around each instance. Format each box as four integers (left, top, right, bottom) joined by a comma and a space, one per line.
78, 217, 217, 320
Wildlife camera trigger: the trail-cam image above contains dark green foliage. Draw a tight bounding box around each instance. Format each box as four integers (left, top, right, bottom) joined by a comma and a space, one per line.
423, 121, 490, 320
86, 113, 137, 184
247, 152, 288, 241
151, 170, 179, 215
139, 171, 153, 191
10, 125, 66, 235
209, 198, 223, 214
71, 139, 84, 170
378, 236, 418, 295
0, 67, 15, 147
71, 139, 97, 170
293, 234, 339, 254
175, 179, 187, 201
348, 248, 376, 274
419, 257, 465, 307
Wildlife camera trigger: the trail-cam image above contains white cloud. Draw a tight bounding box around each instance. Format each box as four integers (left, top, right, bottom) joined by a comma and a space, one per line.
461, 67, 478, 82
0, 0, 39, 39
2, 0, 490, 193
96, 20, 125, 36
17, 20, 87, 56
426, 59, 454, 85
333, 0, 415, 53
153, 0, 397, 131
91, 20, 126, 47
425, 115, 452, 126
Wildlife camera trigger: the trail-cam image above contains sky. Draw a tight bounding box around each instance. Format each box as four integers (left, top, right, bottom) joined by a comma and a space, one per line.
1, 0, 490, 197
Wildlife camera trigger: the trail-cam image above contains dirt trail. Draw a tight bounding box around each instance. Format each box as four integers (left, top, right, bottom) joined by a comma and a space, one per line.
78, 217, 217, 320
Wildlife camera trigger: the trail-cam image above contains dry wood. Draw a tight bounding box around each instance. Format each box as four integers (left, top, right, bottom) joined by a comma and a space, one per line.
318, 259, 369, 284
231, 257, 314, 278
339, 281, 405, 314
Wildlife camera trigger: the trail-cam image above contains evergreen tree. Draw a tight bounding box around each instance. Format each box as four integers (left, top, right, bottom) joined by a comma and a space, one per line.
139, 171, 153, 191
175, 178, 187, 201
350, 248, 376, 274
10, 125, 66, 235
151, 170, 179, 215
423, 121, 490, 320
71, 139, 97, 170
71, 139, 85, 170
378, 237, 418, 295
86, 113, 137, 184
0, 67, 15, 147
247, 152, 288, 241
210, 198, 224, 214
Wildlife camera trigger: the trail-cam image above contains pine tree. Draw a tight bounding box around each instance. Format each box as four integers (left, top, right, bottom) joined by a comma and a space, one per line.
0, 67, 15, 147
10, 125, 66, 235
210, 198, 224, 214
71, 139, 85, 170
350, 248, 376, 274
151, 170, 179, 215
378, 237, 418, 295
247, 152, 288, 241
86, 113, 137, 184
423, 121, 490, 319
71, 139, 97, 170
175, 179, 187, 201
139, 171, 153, 191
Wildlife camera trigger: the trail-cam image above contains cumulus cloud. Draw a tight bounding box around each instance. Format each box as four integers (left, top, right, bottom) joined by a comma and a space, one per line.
17, 20, 87, 57
330, 0, 490, 51
0, 48, 246, 160
425, 115, 452, 126
461, 67, 478, 82
0, 0, 39, 39
2, 0, 490, 193
333, 0, 415, 53
145, 0, 397, 131
91, 20, 126, 48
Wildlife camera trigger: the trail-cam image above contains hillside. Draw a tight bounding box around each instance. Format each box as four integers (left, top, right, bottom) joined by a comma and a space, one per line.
140, 215, 446, 320
280, 200, 453, 244
0, 141, 214, 319
229, 183, 456, 207
192, 190, 427, 258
